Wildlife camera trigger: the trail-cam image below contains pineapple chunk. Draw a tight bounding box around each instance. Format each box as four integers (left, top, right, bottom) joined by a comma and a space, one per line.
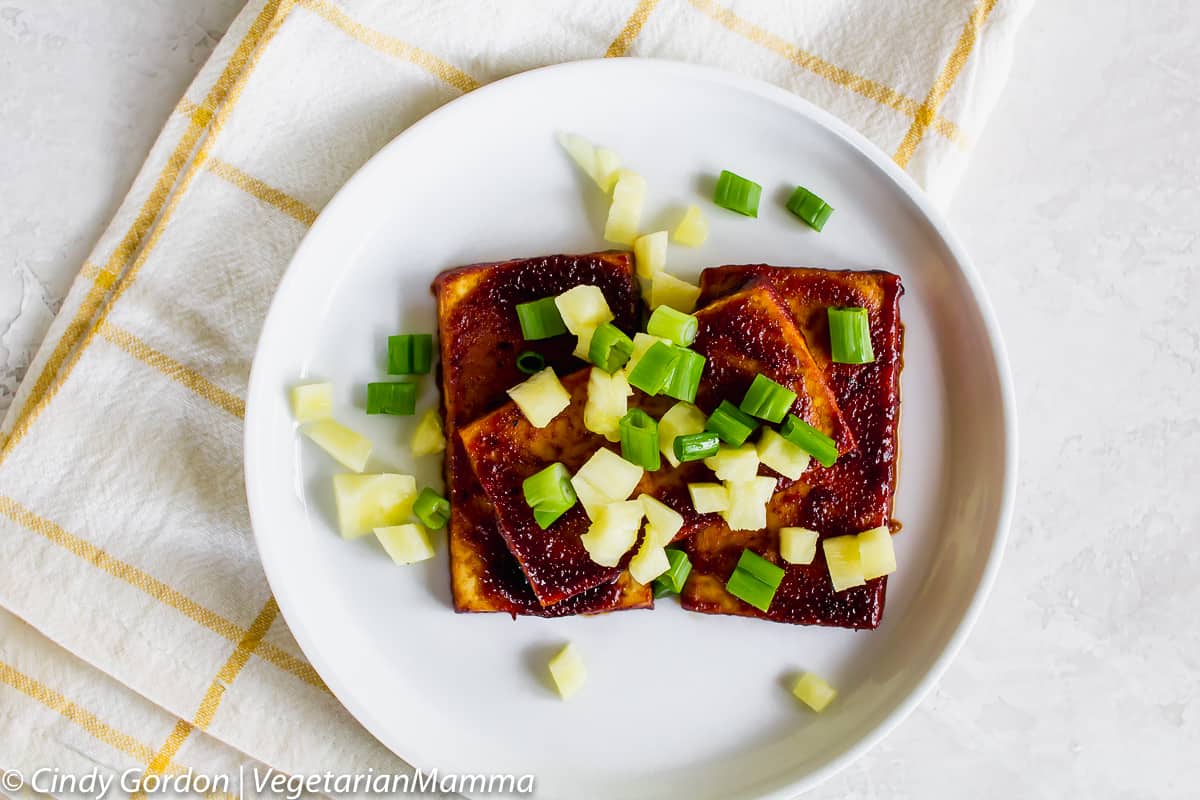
290, 382, 333, 423
633, 230, 668, 279
333, 473, 417, 538
584, 367, 632, 442
570, 475, 609, 521
573, 327, 596, 361
822, 534, 866, 592
303, 420, 372, 472
648, 272, 702, 313
672, 204, 708, 247
374, 522, 434, 564
720, 475, 776, 531
506, 367, 571, 428
629, 543, 671, 585
604, 171, 646, 245
756, 428, 812, 480
704, 444, 760, 481
792, 672, 837, 712
557, 133, 621, 194
411, 409, 446, 456
857, 526, 897, 580
639, 495, 684, 541
658, 401, 707, 467
593, 147, 622, 193
571, 447, 644, 519
622, 332, 671, 378
579, 500, 644, 566
555, 284, 614, 335
688, 482, 730, 514
548, 643, 587, 700
779, 527, 819, 565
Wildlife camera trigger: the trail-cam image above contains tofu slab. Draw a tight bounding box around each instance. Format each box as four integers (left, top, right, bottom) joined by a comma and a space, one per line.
681, 266, 904, 629
433, 253, 652, 616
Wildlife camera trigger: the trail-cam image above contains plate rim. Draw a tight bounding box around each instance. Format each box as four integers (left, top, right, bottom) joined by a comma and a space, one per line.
244, 56, 1018, 799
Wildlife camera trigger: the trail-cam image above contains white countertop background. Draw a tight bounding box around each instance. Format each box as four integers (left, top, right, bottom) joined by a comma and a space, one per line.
3, 1, 1197, 797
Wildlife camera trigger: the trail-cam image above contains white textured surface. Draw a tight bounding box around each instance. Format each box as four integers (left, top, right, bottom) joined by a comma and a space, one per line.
1, 2, 1197, 798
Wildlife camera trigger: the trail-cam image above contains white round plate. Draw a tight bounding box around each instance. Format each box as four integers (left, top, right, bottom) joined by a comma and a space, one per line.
245, 59, 1015, 799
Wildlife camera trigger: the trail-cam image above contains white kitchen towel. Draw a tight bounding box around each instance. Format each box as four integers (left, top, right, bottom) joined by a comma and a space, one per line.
0, 0, 1032, 791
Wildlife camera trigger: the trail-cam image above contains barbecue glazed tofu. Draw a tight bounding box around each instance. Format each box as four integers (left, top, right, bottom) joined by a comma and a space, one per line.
459, 282, 853, 607
433, 253, 653, 616
681, 266, 904, 629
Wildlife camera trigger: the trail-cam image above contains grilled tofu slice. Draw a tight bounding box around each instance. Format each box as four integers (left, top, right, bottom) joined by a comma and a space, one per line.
433, 252, 652, 616
681, 266, 904, 629
459, 282, 853, 607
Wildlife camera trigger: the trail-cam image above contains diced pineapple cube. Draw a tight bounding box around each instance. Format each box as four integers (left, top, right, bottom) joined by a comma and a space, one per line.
290, 382, 333, 423
629, 543, 671, 585
857, 526, 896, 580
571, 447, 644, 519
548, 643, 587, 700
374, 522, 435, 564
792, 672, 837, 712
557, 133, 622, 194
411, 409, 446, 456
333, 473, 417, 538
584, 367, 632, 442
622, 332, 671, 378
720, 475, 776, 531
658, 401, 707, 467
641, 523, 674, 551
648, 272, 702, 313
570, 475, 609, 521
640, 495, 684, 541
672, 204, 708, 247
633, 230, 668, 279
779, 527, 819, 565
593, 147, 622, 193
303, 420, 372, 472
604, 171, 646, 245
688, 482, 730, 514
822, 534, 866, 592
555, 284, 614, 334
506, 367, 571, 428
704, 444, 760, 481
756, 428, 812, 480
579, 500, 644, 566
573, 327, 595, 361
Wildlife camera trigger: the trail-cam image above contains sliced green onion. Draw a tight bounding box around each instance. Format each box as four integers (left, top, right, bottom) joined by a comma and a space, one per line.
366, 382, 416, 415
627, 341, 681, 396
779, 414, 839, 468
387, 334, 433, 375
533, 504, 572, 530
713, 169, 762, 217
663, 347, 705, 403
725, 568, 777, 612
588, 323, 635, 373
705, 400, 758, 446
786, 186, 834, 231
522, 463, 576, 511
413, 487, 450, 529
619, 409, 661, 471
646, 306, 698, 346
673, 431, 720, 463
659, 547, 692, 593
516, 350, 546, 374
516, 297, 568, 340
738, 374, 797, 423
827, 307, 875, 364
736, 548, 785, 590
652, 577, 675, 598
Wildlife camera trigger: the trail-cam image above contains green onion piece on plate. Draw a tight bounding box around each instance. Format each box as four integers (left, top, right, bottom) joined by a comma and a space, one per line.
738, 374, 797, 423
673, 431, 720, 463
652, 577, 675, 598
663, 347, 705, 403
522, 462, 576, 512
736, 548, 785, 589
387, 334, 433, 375
533, 504, 571, 530
705, 400, 758, 446
785, 186, 834, 231
725, 568, 777, 612
588, 323, 635, 372
779, 414, 839, 468
646, 306, 698, 346
660, 547, 692, 593
827, 307, 875, 364
713, 169, 762, 217
619, 409, 661, 471
366, 381, 416, 415
413, 487, 450, 529
516, 296, 568, 340
516, 350, 546, 375
627, 340, 681, 396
